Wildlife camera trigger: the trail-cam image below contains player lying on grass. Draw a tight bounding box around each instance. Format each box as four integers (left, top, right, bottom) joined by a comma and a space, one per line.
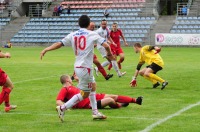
0, 50, 17, 112
56, 75, 143, 109
130, 43, 168, 90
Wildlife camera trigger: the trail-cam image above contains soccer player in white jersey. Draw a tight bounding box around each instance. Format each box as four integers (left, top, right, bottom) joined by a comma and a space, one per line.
94, 19, 126, 77
40, 15, 112, 122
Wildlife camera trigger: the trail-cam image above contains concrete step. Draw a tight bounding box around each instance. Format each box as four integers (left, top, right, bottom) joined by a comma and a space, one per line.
0, 17, 30, 42
149, 15, 176, 44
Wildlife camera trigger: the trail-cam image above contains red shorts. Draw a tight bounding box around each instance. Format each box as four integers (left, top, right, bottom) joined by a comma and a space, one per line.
96, 93, 105, 100
0, 68, 7, 86
110, 44, 117, 55
115, 48, 124, 55
74, 93, 105, 109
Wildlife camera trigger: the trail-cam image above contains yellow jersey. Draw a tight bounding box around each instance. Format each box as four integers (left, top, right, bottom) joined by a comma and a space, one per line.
139, 45, 164, 68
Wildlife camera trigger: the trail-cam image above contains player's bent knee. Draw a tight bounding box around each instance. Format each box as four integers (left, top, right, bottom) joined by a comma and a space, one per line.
144, 72, 150, 77
80, 90, 89, 99
139, 71, 144, 76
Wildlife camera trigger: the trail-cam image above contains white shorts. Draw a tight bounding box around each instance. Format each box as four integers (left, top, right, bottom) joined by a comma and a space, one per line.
97, 45, 107, 58
75, 67, 95, 92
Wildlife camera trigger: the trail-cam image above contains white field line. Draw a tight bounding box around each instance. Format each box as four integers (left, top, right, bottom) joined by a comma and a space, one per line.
13, 75, 59, 84
140, 101, 200, 132
0, 111, 158, 120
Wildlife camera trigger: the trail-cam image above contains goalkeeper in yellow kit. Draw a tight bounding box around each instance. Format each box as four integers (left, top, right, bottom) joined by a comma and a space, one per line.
130, 43, 168, 90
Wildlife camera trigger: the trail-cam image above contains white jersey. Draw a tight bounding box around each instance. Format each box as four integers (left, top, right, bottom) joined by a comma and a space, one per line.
96, 27, 110, 57
96, 27, 110, 41
61, 28, 105, 69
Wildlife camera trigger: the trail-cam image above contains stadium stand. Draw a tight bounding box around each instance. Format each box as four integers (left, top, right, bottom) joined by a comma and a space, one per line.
169, 0, 200, 34
0, 17, 10, 29
10, 0, 156, 44
170, 16, 200, 34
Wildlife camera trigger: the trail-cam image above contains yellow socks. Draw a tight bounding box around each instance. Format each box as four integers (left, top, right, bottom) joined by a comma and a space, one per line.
149, 73, 165, 83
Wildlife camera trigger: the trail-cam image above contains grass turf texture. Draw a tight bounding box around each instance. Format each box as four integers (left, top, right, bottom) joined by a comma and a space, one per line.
0, 47, 199, 132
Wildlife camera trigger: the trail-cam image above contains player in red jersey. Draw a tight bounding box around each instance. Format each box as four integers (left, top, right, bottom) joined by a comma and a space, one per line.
88, 22, 113, 80
0, 50, 17, 112
109, 22, 128, 70
57, 75, 143, 109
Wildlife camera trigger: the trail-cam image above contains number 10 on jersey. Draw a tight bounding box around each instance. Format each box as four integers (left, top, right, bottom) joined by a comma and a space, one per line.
74, 36, 86, 55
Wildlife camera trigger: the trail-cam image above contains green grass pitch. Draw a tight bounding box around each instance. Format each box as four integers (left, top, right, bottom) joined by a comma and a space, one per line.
0, 46, 199, 132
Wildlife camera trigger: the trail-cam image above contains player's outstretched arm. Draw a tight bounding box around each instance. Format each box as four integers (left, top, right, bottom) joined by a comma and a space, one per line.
148, 46, 161, 54
0, 52, 11, 58
102, 42, 112, 57
130, 70, 139, 87
40, 42, 63, 60
120, 33, 128, 46
130, 62, 144, 87
108, 36, 117, 47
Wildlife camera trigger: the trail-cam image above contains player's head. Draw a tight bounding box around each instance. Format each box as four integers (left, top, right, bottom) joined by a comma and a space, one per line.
78, 15, 90, 28
88, 22, 95, 31
60, 75, 72, 85
112, 22, 118, 31
133, 43, 142, 53
101, 19, 107, 29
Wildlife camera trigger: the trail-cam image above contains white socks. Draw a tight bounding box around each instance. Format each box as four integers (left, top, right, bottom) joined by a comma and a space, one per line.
101, 61, 110, 68
94, 61, 110, 72
111, 60, 121, 75
89, 91, 98, 115
61, 93, 83, 110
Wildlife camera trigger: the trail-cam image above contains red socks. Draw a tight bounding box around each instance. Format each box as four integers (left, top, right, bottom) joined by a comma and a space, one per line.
108, 63, 112, 70
97, 65, 107, 78
118, 58, 124, 64
0, 87, 11, 105
116, 96, 136, 103
4, 94, 10, 107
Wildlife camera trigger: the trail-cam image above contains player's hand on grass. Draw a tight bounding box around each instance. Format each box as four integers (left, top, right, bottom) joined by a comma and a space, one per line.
130, 78, 137, 87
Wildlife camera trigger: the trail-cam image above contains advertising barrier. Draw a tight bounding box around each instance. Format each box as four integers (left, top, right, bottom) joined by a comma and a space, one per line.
155, 33, 200, 45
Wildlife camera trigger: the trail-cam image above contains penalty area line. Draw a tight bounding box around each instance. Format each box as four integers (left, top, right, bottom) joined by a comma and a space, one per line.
140, 101, 200, 132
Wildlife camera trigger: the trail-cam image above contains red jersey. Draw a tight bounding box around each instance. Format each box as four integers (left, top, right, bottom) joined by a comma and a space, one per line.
56, 86, 105, 109
0, 68, 7, 86
110, 29, 122, 48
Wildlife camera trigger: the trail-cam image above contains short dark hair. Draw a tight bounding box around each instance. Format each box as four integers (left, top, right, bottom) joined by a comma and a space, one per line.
101, 19, 107, 23
78, 15, 90, 28
60, 75, 68, 84
134, 43, 142, 48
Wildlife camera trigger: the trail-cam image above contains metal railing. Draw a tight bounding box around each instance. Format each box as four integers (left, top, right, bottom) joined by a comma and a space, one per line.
29, 4, 43, 17
177, 3, 188, 16
187, 0, 193, 9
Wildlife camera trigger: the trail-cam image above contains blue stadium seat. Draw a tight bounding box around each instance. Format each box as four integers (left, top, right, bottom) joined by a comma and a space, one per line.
185, 29, 191, 33
170, 30, 176, 33
191, 29, 197, 33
